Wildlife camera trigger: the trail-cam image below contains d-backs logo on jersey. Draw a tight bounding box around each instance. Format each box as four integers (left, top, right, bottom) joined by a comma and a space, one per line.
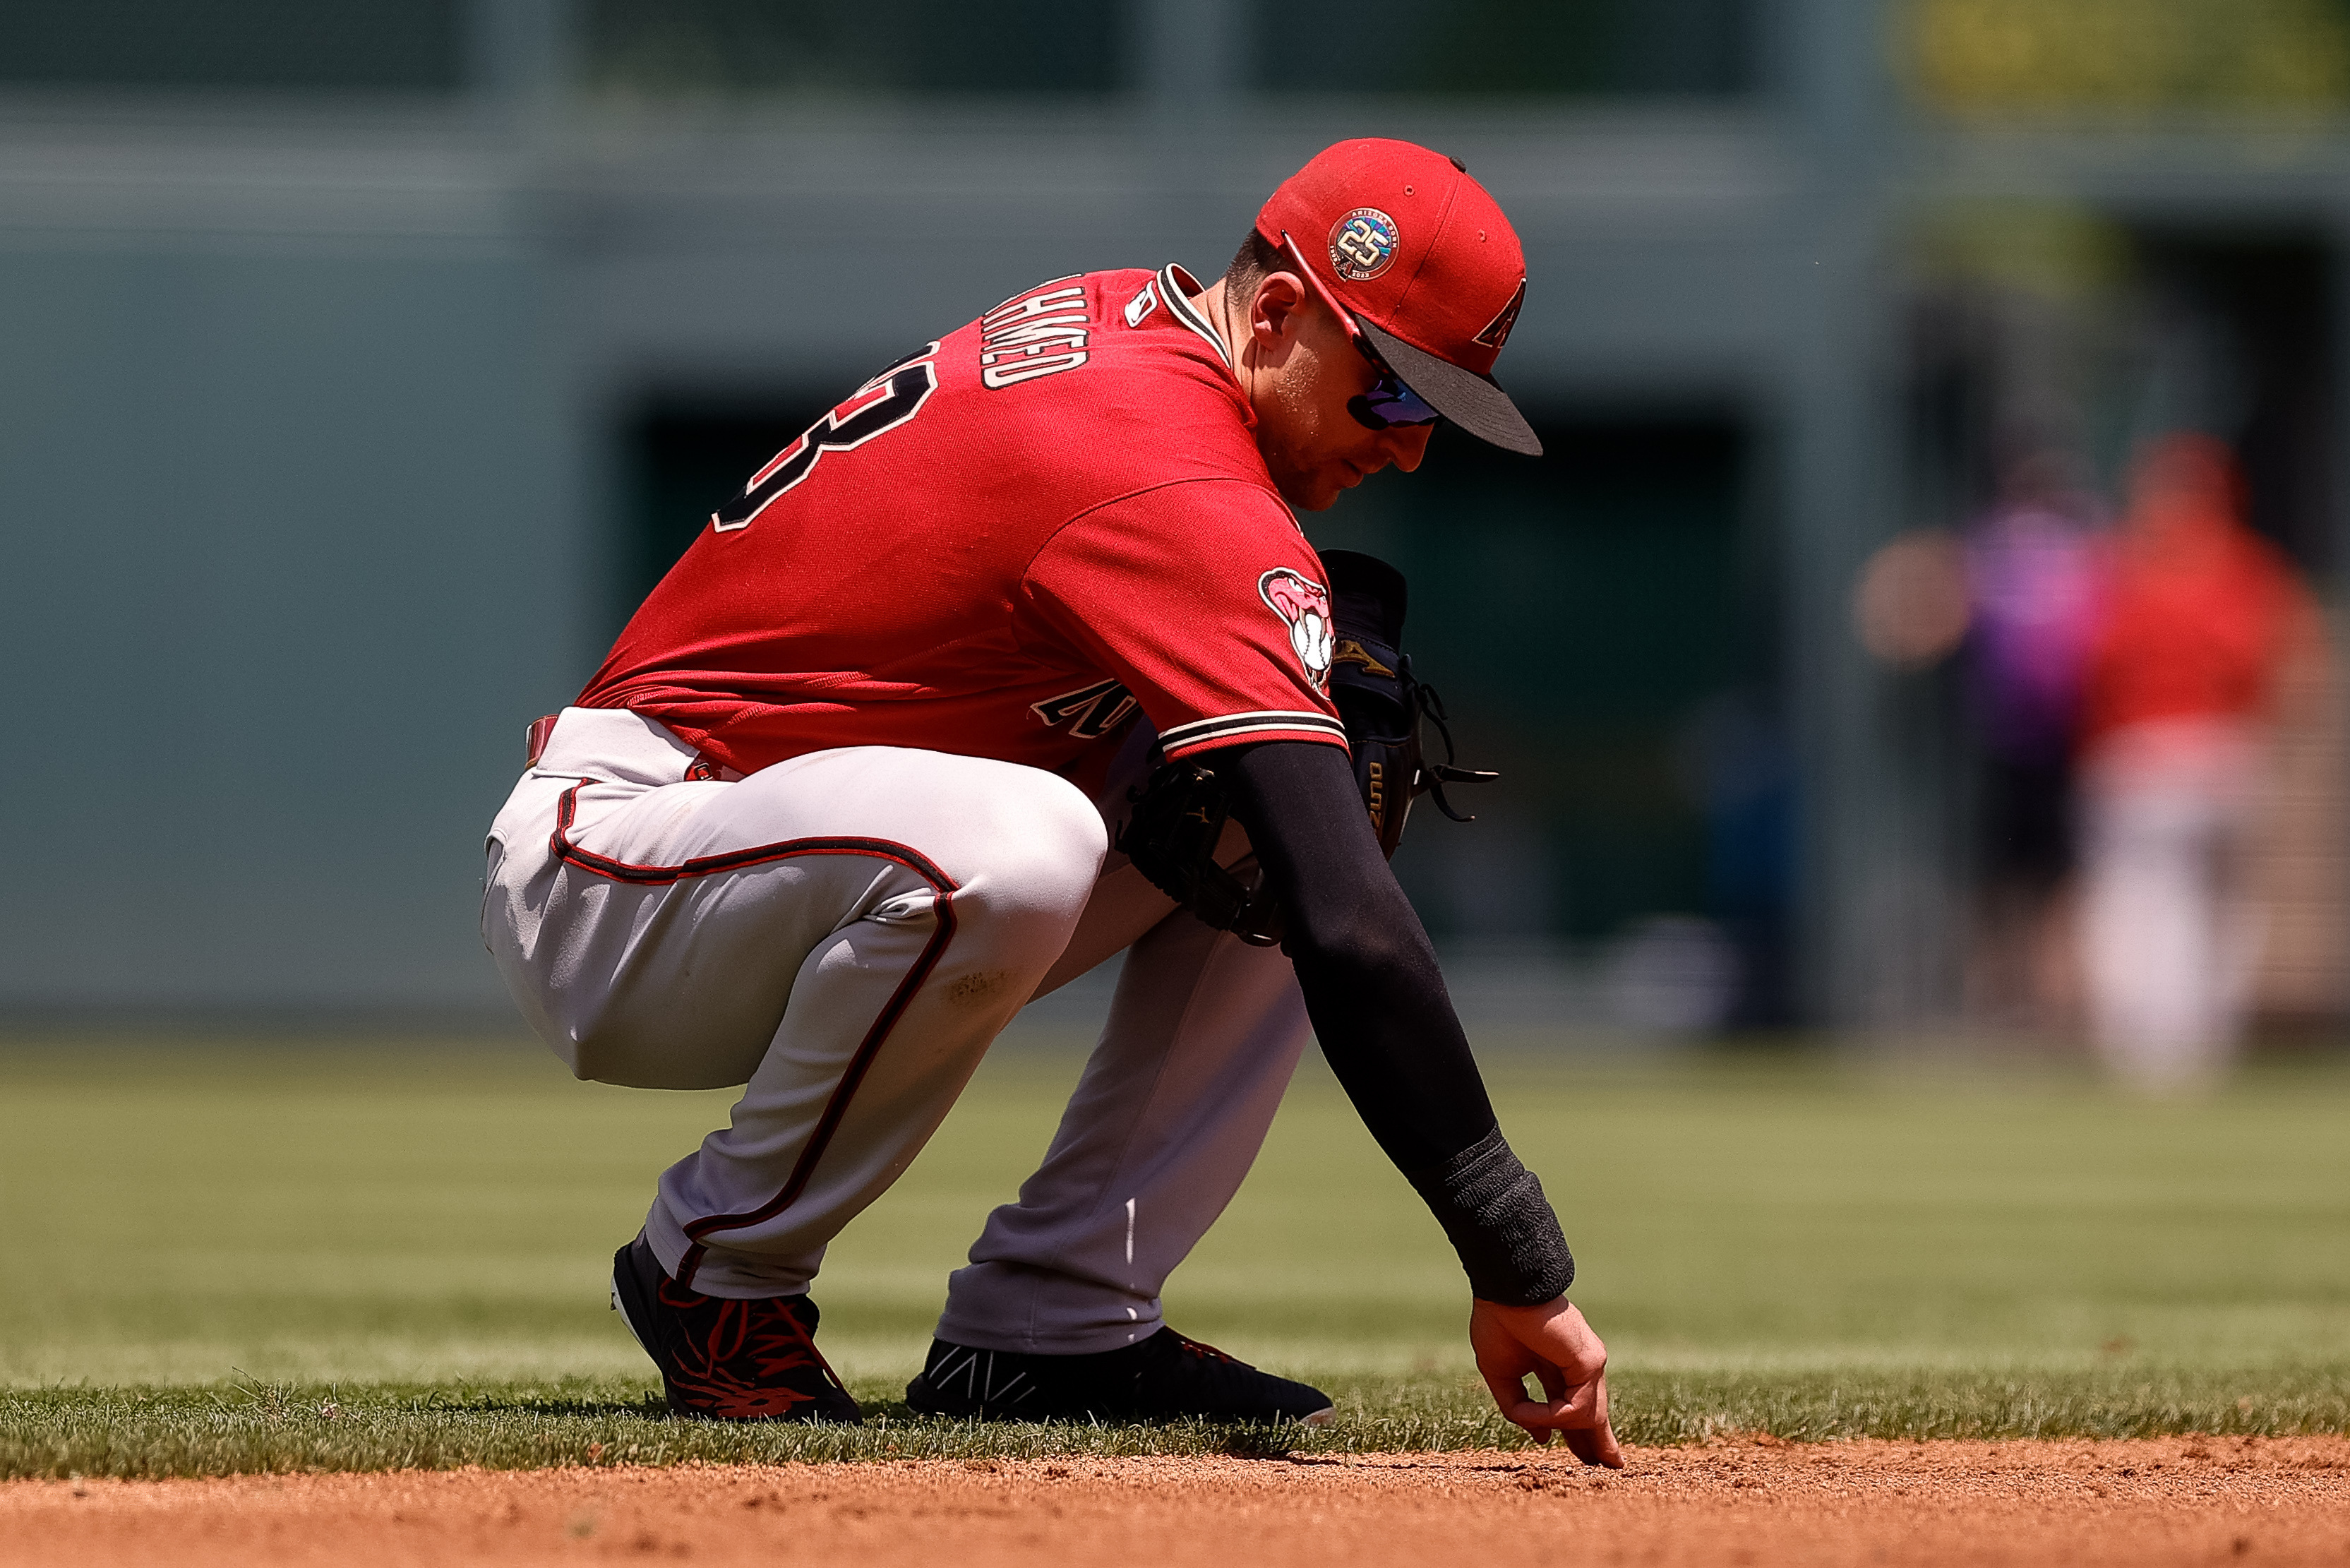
1258, 569, 1335, 695
1031, 676, 1138, 740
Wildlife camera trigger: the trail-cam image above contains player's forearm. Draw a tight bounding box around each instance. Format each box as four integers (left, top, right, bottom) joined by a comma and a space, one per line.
1222, 741, 1575, 1306
1284, 897, 1577, 1307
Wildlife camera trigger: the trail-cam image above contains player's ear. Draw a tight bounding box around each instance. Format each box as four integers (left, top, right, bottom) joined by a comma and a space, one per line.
1249, 271, 1310, 349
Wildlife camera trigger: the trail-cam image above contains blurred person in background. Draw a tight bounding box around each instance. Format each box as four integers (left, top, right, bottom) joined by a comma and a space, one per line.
1960, 447, 2104, 1024
1847, 450, 2102, 1029
2074, 433, 2322, 1089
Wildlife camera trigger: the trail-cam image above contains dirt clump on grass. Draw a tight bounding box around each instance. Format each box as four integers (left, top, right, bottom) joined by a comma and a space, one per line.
3, 1435, 2346, 1567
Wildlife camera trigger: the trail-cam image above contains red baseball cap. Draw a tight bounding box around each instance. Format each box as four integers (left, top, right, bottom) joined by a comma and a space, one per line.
1257, 138, 1538, 456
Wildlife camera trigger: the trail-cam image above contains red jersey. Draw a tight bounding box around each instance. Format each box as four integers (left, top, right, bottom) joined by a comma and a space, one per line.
580, 265, 1347, 778
2080, 513, 2311, 744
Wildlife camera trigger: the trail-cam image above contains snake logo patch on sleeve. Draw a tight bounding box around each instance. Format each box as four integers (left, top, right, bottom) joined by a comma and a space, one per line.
1257, 568, 1336, 694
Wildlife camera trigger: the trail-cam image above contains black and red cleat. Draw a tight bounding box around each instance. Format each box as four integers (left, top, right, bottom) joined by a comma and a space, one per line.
905, 1326, 1332, 1425
610, 1234, 861, 1424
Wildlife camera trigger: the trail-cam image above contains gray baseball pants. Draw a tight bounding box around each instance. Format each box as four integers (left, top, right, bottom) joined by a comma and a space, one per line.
483, 707, 1310, 1353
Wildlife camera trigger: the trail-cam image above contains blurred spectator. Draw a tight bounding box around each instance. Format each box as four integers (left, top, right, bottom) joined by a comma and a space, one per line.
2074, 433, 2323, 1090
1960, 450, 2104, 1024
1848, 455, 2104, 1028
1854, 527, 1970, 669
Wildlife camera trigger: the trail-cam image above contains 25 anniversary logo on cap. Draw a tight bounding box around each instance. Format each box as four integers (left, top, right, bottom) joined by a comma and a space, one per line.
1329, 208, 1401, 282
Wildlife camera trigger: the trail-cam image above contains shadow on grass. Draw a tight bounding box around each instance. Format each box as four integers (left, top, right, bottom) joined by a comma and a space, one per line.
1210, 1425, 1310, 1459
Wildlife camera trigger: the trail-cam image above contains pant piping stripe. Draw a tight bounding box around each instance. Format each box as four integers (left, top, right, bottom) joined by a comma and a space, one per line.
549, 781, 957, 889
548, 780, 962, 1287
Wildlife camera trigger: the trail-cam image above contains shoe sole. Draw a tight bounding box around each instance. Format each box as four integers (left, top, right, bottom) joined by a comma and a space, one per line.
907, 1373, 1338, 1428
912, 1405, 1337, 1427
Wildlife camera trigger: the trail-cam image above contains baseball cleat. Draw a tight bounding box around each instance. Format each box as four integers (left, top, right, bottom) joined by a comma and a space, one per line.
904, 1327, 1333, 1425
609, 1234, 861, 1424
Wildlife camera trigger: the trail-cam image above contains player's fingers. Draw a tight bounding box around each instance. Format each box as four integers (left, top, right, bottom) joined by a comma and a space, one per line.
1493, 1387, 1573, 1441
1575, 1390, 1626, 1469
1473, 1305, 1607, 1446
1592, 1414, 1626, 1468
1479, 1368, 1566, 1444
1477, 1355, 1574, 1442
1559, 1375, 1624, 1468
1513, 1370, 1604, 1432
1497, 1387, 1584, 1435
1543, 1372, 1600, 1423
1561, 1414, 1625, 1469
1504, 1397, 1569, 1442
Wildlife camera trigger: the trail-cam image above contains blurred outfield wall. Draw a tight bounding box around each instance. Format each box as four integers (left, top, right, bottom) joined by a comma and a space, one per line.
1, 0, 2346, 1030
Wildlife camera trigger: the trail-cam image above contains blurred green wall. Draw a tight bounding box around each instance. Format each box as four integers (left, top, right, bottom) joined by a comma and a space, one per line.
0, 244, 582, 1011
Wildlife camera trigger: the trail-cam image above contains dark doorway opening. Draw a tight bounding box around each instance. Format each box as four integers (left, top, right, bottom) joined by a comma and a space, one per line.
1309, 414, 1785, 1023
2130, 230, 2334, 572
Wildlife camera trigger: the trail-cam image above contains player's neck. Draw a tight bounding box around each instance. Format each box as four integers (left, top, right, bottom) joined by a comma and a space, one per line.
1189, 278, 1253, 396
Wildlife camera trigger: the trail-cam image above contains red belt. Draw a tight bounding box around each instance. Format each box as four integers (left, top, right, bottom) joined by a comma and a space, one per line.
524, 712, 736, 782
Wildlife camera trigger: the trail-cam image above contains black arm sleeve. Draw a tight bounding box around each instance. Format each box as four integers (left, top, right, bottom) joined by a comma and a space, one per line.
1219, 739, 1574, 1306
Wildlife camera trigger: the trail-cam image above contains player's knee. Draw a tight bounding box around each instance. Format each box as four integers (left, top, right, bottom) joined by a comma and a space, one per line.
948, 770, 1106, 942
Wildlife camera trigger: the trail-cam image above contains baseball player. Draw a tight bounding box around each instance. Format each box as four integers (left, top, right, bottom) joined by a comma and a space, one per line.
483, 138, 1620, 1464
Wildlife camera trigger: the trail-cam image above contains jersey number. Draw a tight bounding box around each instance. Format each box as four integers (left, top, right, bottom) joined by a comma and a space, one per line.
712, 343, 940, 533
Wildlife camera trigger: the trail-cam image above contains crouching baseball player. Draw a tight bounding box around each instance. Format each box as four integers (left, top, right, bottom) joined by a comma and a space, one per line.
482, 138, 1621, 1465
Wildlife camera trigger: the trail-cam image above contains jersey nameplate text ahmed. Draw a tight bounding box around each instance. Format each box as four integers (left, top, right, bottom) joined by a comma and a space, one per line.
979, 278, 1090, 390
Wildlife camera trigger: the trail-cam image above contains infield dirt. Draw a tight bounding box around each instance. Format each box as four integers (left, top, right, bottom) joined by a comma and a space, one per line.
3, 1436, 2345, 1567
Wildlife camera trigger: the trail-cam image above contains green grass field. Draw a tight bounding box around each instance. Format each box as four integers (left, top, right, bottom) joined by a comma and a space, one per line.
3, 1034, 2347, 1476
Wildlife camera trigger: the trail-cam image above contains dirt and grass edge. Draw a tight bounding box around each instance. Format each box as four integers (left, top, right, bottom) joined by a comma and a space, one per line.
4, 1367, 2348, 1480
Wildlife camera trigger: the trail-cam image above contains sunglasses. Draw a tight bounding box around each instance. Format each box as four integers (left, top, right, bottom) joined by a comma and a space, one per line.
1278, 230, 1443, 432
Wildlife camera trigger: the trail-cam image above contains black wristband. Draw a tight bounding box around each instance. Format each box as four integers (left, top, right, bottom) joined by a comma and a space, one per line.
1403, 1127, 1575, 1307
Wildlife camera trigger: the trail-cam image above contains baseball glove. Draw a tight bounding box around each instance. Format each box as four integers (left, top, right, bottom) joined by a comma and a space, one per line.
1116, 550, 1495, 942
1321, 549, 1497, 856
1115, 759, 1285, 946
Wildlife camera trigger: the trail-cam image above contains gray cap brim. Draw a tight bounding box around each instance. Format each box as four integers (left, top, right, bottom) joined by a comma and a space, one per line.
1358, 317, 1542, 457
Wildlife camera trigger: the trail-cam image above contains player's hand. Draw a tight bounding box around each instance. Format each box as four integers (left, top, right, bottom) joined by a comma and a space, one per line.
1468, 1295, 1624, 1468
